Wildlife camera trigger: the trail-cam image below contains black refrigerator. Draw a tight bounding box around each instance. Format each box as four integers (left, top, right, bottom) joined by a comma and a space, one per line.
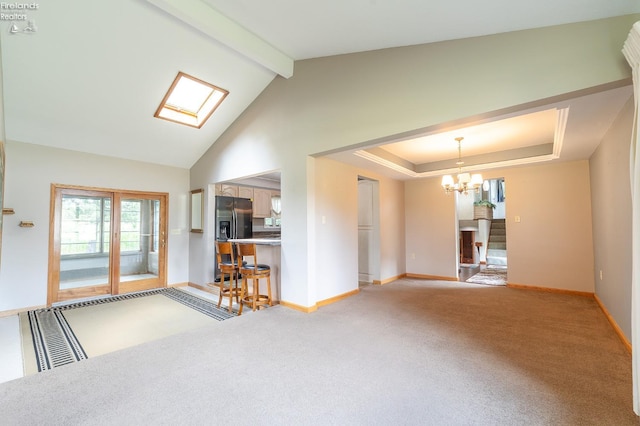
214, 196, 252, 281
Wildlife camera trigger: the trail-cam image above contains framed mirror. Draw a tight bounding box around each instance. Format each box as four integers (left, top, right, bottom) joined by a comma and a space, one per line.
190, 189, 204, 233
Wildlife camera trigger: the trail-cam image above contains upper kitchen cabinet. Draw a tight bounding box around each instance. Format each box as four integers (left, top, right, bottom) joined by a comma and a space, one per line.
238, 186, 253, 200
253, 188, 273, 218
215, 184, 238, 197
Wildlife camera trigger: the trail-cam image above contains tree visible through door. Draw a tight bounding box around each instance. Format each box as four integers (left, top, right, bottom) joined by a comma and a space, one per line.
48, 185, 168, 305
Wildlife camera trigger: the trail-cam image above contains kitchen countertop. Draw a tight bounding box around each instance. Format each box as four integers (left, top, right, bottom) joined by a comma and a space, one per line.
228, 238, 281, 246
252, 233, 281, 239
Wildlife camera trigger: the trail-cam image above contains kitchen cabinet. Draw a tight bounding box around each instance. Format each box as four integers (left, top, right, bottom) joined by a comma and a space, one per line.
216, 184, 238, 197
216, 184, 279, 218
253, 188, 272, 218
238, 186, 253, 199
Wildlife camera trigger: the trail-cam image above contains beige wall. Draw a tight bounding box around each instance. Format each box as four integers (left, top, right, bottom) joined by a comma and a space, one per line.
501, 161, 595, 292
405, 179, 457, 279
0, 17, 635, 312
314, 157, 359, 301
313, 157, 406, 301
589, 98, 634, 339
372, 171, 406, 281
405, 160, 596, 292
190, 15, 637, 308
0, 142, 191, 311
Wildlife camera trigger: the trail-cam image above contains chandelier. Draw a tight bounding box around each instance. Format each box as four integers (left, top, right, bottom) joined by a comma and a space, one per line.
441, 137, 483, 195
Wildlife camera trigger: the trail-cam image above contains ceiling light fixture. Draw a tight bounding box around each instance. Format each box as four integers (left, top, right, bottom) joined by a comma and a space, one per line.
441, 137, 483, 195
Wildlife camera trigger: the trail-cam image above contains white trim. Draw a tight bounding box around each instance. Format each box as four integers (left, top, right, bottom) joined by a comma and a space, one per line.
354, 107, 569, 179
353, 150, 418, 177
622, 19, 640, 416
553, 107, 570, 158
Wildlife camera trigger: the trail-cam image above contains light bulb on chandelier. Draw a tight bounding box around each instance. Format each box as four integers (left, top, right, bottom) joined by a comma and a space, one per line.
441, 137, 483, 195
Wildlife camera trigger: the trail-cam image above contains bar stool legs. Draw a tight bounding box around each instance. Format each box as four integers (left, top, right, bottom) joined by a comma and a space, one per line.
239, 274, 272, 314
215, 241, 240, 313
236, 242, 272, 315
218, 267, 240, 313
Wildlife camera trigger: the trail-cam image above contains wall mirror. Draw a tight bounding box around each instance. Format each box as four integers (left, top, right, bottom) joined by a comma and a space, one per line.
190, 189, 204, 233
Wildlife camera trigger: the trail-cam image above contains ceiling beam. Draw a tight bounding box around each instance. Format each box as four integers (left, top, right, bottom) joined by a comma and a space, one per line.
146, 0, 294, 78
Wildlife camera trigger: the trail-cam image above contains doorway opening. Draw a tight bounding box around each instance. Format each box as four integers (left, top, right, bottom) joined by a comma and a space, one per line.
210, 171, 281, 285
357, 176, 380, 286
48, 185, 168, 306
456, 178, 507, 283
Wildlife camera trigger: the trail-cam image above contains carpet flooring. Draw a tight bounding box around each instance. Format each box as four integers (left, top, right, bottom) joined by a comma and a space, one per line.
20, 288, 235, 374
1, 279, 635, 424
466, 265, 508, 285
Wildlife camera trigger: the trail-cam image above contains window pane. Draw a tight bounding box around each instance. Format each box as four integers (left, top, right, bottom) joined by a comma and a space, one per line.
61, 196, 109, 255
120, 200, 141, 252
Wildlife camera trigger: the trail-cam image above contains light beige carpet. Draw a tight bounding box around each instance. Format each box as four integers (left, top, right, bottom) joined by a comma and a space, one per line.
3, 279, 636, 423
20, 289, 231, 375
62, 294, 218, 357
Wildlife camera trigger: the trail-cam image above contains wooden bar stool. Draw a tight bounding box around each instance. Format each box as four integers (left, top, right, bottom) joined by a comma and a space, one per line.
214, 241, 240, 313
236, 243, 272, 314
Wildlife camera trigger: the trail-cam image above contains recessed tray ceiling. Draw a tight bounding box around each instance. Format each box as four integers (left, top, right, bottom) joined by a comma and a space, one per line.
353, 108, 564, 178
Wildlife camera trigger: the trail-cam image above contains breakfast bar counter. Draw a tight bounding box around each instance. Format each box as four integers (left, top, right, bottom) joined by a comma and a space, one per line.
227, 238, 281, 246
228, 238, 281, 302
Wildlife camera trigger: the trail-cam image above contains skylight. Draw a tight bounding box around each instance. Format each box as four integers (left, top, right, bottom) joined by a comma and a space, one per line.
154, 72, 229, 129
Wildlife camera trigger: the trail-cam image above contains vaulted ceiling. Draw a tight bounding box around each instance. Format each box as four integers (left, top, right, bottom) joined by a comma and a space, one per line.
1, 1, 638, 173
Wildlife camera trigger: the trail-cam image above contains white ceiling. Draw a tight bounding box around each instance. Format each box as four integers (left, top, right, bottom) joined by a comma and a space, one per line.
1, 1, 638, 172
326, 85, 633, 180
381, 110, 559, 163
204, 0, 640, 60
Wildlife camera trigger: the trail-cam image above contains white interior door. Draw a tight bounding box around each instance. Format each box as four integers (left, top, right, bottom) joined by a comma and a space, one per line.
358, 179, 376, 283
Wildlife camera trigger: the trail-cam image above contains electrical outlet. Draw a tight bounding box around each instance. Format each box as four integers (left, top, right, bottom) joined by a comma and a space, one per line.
411, 253, 416, 260
600, 270, 603, 280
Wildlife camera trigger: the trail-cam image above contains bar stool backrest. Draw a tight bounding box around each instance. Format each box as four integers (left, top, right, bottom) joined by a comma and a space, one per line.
216, 240, 236, 265
236, 243, 257, 265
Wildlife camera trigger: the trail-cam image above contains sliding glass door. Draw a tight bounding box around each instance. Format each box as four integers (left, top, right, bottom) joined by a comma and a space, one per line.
52, 189, 113, 303
115, 194, 166, 294
49, 186, 167, 305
